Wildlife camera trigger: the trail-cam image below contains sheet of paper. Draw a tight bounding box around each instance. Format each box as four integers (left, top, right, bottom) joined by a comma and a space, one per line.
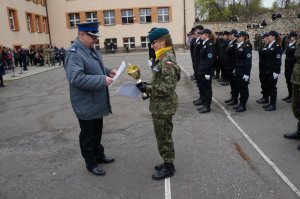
148, 60, 152, 67
115, 82, 141, 98
112, 61, 126, 81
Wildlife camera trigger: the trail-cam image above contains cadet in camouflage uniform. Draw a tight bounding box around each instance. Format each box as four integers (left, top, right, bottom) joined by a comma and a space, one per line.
284, 37, 300, 151
48, 46, 56, 66
136, 28, 181, 180
43, 45, 50, 66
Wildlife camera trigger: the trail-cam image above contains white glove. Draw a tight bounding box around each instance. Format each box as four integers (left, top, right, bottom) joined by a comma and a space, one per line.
273, 73, 279, 79
243, 75, 249, 82
205, 75, 210, 80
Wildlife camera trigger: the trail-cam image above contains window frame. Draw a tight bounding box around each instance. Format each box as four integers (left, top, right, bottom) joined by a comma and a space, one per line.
26, 13, 32, 32
35, 15, 40, 32
123, 37, 135, 49
8, 9, 16, 30
157, 7, 169, 23
104, 38, 118, 50
121, 9, 134, 24
86, 11, 98, 22
139, 8, 151, 23
103, 10, 115, 25
68, 13, 80, 28
140, 36, 149, 49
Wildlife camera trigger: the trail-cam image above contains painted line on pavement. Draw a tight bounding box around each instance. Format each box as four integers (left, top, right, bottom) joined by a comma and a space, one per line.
165, 177, 171, 199
179, 65, 300, 198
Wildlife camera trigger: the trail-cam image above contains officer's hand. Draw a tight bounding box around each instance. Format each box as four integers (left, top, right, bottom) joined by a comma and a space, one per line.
108, 69, 117, 78
273, 73, 279, 79
243, 75, 249, 82
205, 75, 210, 80
105, 77, 113, 86
232, 69, 236, 75
136, 82, 147, 92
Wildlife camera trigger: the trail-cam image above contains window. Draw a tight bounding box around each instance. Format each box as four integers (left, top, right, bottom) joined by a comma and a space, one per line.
121, 9, 134, 24
26, 13, 32, 32
140, 9, 151, 23
8, 9, 16, 30
104, 38, 117, 50
141, 37, 149, 49
35, 15, 40, 32
94, 40, 100, 50
104, 11, 115, 25
68, 13, 80, 28
123, 37, 135, 49
86, 12, 98, 22
43, 17, 47, 33
157, 8, 169, 22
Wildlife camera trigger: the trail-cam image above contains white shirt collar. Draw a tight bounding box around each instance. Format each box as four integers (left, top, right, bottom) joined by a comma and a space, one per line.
237, 41, 244, 48
289, 41, 296, 47
268, 40, 275, 48
202, 39, 209, 45
196, 37, 201, 42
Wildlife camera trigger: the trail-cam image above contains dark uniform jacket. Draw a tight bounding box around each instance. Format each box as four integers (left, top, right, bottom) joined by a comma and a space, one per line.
192, 38, 202, 62
190, 37, 196, 61
198, 39, 214, 75
258, 43, 268, 72
285, 42, 297, 66
265, 41, 282, 74
219, 39, 229, 61
234, 42, 252, 76
224, 39, 237, 70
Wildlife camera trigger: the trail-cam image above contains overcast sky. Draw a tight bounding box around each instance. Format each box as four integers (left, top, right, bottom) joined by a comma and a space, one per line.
262, 0, 276, 8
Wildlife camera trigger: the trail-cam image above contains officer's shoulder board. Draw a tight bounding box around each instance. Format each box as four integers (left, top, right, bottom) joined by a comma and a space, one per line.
70, 46, 77, 52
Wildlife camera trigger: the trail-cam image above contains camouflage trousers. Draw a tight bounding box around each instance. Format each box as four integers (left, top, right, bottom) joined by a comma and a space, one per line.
152, 114, 175, 163
292, 84, 300, 124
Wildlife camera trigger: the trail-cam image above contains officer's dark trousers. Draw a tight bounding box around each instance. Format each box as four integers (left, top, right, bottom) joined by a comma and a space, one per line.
192, 60, 197, 76
152, 114, 175, 163
236, 76, 249, 104
285, 63, 294, 97
214, 58, 221, 77
219, 59, 225, 79
197, 74, 212, 107
265, 73, 278, 105
259, 70, 268, 99
292, 85, 300, 124
229, 72, 238, 99
78, 118, 104, 169
223, 67, 233, 82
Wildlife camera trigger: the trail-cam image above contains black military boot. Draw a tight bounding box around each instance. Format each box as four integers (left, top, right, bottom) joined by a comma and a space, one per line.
265, 104, 276, 111
227, 98, 238, 106
286, 98, 292, 103
256, 97, 269, 104
282, 95, 291, 101
198, 105, 211, 113
233, 103, 241, 110
284, 124, 300, 140
152, 162, 175, 180
194, 99, 203, 106
154, 163, 164, 170
262, 103, 271, 108
220, 81, 229, 86
236, 103, 246, 112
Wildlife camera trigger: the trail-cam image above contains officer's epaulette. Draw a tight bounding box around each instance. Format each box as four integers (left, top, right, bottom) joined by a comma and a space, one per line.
70, 46, 77, 52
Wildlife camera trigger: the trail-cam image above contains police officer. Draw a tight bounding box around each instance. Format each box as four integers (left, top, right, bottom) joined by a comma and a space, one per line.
262, 31, 282, 111
214, 32, 224, 80
193, 25, 205, 106
283, 32, 298, 103
284, 39, 300, 151
256, 33, 270, 104
196, 29, 215, 113
64, 22, 116, 176
136, 28, 181, 180
219, 31, 230, 86
224, 29, 238, 106
190, 25, 204, 81
232, 31, 252, 112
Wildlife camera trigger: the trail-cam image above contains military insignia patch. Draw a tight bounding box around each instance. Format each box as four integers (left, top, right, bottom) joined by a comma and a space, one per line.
276, 54, 281, 59
207, 53, 213, 58
247, 53, 252, 58
152, 66, 161, 72
70, 46, 77, 52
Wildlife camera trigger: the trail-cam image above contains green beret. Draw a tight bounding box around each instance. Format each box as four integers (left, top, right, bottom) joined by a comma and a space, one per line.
148, 28, 169, 43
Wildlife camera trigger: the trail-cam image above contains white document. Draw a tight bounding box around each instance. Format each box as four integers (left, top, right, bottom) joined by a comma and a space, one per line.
116, 82, 141, 98
148, 60, 153, 67
112, 61, 126, 81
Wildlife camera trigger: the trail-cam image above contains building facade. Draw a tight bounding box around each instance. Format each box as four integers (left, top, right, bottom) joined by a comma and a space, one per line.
1, 0, 195, 51
0, 0, 50, 51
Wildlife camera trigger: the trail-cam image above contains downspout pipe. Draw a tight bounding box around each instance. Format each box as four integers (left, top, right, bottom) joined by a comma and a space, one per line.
45, 0, 52, 46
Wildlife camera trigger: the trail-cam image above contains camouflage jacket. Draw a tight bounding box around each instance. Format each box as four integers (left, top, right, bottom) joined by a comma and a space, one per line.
291, 42, 300, 85
145, 50, 181, 115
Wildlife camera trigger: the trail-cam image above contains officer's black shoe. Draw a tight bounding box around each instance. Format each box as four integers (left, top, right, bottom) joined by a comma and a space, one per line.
236, 105, 246, 112
297, 144, 300, 151
88, 166, 106, 176
193, 98, 200, 103
217, 78, 224, 82
256, 97, 269, 104
194, 99, 204, 106
152, 163, 175, 180
286, 98, 292, 103
233, 104, 241, 110
282, 96, 291, 101
262, 103, 271, 108
197, 105, 206, 111
198, 107, 211, 113
227, 99, 238, 106
265, 104, 276, 111
284, 126, 300, 140
220, 81, 229, 86
97, 155, 115, 164
224, 98, 233, 103
154, 163, 164, 170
